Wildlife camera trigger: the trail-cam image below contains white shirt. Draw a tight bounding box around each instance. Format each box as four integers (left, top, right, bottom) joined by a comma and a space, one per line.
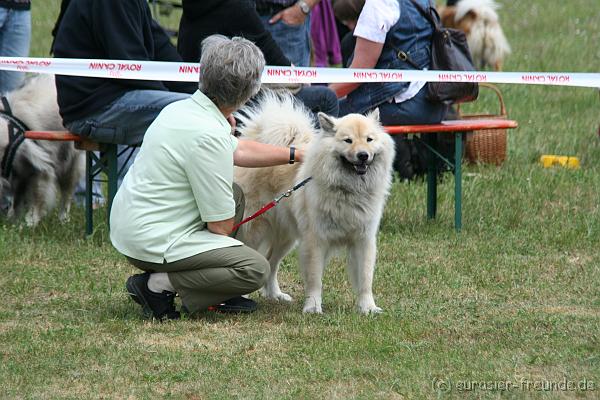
353, 0, 426, 103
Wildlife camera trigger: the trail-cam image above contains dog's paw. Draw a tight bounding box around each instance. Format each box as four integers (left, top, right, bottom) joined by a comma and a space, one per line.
358, 305, 383, 315
274, 292, 293, 302
302, 298, 323, 314
302, 304, 323, 314
260, 288, 294, 302
58, 211, 70, 223
24, 210, 41, 227
267, 292, 294, 302
357, 296, 383, 314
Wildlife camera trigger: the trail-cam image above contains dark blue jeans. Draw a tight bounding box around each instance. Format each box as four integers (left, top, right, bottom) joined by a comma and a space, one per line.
296, 85, 339, 117
339, 84, 446, 124
0, 8, 30, 93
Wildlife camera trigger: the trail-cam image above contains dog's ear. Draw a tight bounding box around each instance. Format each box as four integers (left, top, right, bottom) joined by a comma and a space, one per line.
367, 108, 380, 123
318, 112, 337, 136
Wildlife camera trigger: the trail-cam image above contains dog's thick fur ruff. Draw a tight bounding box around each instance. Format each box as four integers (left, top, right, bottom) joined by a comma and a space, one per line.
234, 92, 395, 314
440, 0, 511, 71
0, 74, 83, 226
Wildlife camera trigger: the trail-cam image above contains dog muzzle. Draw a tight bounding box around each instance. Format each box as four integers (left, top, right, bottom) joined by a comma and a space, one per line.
341, 155, 372, 175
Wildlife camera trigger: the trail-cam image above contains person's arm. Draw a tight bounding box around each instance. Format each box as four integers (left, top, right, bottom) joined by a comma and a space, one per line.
207, 218, 234, 236
329, 37, 384, 98
233, 140, 304, 168
185, 135, 238, 236
329, 0, 398, 98
269, 0, 321, 26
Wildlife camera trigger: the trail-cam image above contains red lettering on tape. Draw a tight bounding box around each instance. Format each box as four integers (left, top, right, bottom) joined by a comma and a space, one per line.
118, 63, 141, 72
266, 68, 292, 77
378, 71, 403, 81
179, 65, 200, 74
522, 74, 546, 83
89, 62, 116, 71
294, 69, 317, 78
354, 71, 378, 80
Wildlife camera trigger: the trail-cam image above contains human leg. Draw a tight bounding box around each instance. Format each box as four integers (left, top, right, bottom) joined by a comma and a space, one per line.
295, 85, 339, 118
0, 9, 31, 93
66, 90, 190, 145
377, 87, 448, 179
128, 245, 269, 315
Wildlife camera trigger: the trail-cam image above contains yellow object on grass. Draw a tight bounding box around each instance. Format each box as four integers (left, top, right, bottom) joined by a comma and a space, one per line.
540, 155, 581, 169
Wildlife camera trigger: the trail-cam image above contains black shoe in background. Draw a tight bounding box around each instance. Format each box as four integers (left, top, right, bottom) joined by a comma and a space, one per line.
126, 273, 180, 321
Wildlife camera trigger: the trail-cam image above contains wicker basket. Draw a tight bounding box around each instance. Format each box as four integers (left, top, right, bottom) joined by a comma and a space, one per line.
458, 83, 508, 165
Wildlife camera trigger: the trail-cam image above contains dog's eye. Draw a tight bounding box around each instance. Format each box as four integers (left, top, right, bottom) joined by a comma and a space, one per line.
344, 138, 353, 144
366, 137, 373, 142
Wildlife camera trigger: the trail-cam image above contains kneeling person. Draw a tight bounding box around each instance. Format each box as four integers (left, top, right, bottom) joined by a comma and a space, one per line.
110, 35, 302, 320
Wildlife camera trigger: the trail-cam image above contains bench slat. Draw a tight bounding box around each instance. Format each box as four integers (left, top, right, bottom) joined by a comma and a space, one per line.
24, 131, 81, 141
384, 119, 518, 134
25, 118, 519, 142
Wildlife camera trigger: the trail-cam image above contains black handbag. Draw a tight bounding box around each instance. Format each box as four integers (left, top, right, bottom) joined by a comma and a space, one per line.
407, 0, 479, 105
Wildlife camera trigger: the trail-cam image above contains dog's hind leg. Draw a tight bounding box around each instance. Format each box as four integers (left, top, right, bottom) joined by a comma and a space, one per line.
299, 236, 328, 314
260, 238, 296, 302
57, 148, 84, 223
348, 237, 382, 314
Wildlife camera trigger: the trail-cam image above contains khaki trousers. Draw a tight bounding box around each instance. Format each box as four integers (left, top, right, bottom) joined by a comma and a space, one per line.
126, 184, 269, 314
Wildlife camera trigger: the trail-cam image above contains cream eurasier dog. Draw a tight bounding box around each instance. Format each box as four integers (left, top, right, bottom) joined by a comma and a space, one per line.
0, 74, 83, 226
235, 93, 395, 314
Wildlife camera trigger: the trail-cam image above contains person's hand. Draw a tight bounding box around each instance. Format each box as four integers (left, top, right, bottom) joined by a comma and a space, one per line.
269, 5, 306, 26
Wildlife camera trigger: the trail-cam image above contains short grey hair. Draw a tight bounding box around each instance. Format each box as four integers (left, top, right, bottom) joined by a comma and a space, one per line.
199, 35, 265, 110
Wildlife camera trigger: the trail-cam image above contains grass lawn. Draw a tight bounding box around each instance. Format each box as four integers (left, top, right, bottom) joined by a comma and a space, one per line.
2, 0, 599, 398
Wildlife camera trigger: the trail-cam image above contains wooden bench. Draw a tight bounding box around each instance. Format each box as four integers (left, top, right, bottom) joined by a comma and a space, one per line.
25, 118, 517, 235
384, 119, 518, 231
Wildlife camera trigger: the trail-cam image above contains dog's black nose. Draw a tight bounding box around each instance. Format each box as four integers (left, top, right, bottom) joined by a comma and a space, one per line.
357, 152, 369, 162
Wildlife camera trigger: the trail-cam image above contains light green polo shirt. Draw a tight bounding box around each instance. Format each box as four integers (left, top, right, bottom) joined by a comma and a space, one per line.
110, 90, 242, 263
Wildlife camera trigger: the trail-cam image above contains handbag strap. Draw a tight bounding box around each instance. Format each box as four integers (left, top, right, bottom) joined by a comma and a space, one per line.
408, 0, 442, 32
396, 0, 440, 69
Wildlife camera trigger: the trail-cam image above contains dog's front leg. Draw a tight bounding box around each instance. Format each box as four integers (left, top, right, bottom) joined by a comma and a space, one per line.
299, 237, 327, 314
260, 239, 296, 302
348, 237, 382, 314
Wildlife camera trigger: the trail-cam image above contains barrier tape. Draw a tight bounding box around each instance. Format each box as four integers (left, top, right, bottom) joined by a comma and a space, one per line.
1, 57, 599, 88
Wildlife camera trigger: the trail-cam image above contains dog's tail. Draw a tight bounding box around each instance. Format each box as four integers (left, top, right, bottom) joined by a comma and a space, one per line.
235, 89, 315, 147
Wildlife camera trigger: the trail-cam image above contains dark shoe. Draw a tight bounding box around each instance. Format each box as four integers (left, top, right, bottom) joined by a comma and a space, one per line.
208, 296, 258, 314
126, 273, 180, 321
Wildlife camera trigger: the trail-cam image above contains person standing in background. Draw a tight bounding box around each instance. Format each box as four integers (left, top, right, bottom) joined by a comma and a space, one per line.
0, 0, 31, 93
255, 0, 321, 67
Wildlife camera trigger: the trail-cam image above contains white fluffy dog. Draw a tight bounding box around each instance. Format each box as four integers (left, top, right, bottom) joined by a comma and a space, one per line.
440, 0, 511, 70
235, 93, 395, 314
0, 74, 83, 226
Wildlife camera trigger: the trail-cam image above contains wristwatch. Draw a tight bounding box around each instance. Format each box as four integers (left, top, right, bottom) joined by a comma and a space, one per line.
296, 0, 311, 15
